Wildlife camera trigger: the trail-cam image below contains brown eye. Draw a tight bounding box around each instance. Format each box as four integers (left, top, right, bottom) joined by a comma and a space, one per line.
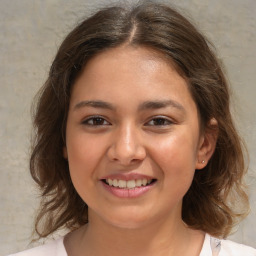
146, 117, 173, 126
82, 116, 110, 126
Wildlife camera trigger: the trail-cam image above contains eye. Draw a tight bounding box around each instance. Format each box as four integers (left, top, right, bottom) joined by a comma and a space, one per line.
145, 117, 173, 126
82, 116, 111, 126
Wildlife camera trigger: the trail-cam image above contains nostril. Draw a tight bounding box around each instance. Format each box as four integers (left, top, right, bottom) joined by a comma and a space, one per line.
106, 135, 146, 164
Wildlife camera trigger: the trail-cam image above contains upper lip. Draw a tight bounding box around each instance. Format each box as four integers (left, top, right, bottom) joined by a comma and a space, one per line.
101, 173, 156, 181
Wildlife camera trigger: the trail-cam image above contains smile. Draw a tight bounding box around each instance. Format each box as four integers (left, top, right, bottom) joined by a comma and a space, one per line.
104, 178, 155, 189
101, 174, 157, 198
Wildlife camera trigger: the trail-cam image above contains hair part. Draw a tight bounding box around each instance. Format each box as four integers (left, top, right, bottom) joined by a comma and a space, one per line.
30, 1, 249, 239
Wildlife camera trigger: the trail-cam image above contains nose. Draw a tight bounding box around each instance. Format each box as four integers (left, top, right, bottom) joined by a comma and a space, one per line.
107, 123, 146, 166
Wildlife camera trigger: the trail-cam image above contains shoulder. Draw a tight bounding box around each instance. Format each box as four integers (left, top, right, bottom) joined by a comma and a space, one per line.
7, 237, 67, 256
220, 238, 256, 256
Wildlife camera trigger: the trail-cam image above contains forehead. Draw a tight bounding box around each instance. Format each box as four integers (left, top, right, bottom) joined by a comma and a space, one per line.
70, 46, 196, 113
83, 45, 183, 77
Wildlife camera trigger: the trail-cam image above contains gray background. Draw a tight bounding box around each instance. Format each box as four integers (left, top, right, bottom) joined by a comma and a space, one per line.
0, 0, 255, 255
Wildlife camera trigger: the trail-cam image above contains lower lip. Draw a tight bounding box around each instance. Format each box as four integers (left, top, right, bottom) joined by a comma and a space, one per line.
101, 181, 155, 198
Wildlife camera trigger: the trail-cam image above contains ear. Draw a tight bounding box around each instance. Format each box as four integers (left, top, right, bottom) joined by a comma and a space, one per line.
63, 146, 68, 159
196, 118, 218, 170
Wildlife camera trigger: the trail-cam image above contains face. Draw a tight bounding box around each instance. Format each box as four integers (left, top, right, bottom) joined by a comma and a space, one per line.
64, 46, 213, 229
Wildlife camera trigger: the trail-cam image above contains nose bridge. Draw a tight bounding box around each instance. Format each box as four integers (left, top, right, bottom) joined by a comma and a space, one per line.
108, 120, 145, 164
116, 121, 139, 158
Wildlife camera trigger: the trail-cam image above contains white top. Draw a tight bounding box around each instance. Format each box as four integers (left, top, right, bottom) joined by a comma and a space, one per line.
8, 234, 256, 256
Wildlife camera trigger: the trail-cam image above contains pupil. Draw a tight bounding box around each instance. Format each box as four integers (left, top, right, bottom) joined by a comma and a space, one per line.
154, 119, 165, 125
94, 118, 103, 125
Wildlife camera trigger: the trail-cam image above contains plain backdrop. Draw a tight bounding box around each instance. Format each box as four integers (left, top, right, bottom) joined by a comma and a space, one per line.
0, 0, 255, 254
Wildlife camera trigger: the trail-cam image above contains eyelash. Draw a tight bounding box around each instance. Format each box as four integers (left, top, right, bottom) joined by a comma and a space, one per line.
145, 117, 173, 126
82, 116, 111, 126
81, 116, 173, 127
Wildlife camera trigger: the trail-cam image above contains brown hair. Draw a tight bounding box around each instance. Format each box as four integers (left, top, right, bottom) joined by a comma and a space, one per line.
30, 1, 249, 239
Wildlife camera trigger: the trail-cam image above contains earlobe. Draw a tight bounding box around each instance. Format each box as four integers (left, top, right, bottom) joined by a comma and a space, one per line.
196, 118, 218, 170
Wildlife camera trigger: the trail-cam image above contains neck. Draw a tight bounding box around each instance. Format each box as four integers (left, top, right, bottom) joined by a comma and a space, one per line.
65, 210, 204, 256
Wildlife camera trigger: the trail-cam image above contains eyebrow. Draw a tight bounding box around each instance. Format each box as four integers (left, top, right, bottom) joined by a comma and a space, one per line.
138, 100, 185, 112
74, 100, 115, 111
73, 99, 185, 112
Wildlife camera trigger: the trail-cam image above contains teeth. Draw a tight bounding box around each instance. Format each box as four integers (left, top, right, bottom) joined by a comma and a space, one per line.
113, 179, 118, 187
127, 180, 136, 189
105, 178, 153, 189
135, 179, 142, 187
118, 180, 126, 188
107, 179, 113, 186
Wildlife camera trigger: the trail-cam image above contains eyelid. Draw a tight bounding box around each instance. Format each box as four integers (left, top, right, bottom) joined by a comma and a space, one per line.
81, 115, 111, 126
144, 116, 174, 126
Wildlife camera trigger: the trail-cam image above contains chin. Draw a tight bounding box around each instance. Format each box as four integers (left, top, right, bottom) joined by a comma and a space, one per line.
109, 210, 162, 230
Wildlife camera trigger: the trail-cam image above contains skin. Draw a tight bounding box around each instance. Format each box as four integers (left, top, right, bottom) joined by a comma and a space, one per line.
63, 46, 217, 256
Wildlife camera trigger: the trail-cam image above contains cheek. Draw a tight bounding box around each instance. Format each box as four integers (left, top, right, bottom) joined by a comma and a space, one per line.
153, 132, 198, 168
67, 134, 104, 168
66, 135, 106, 193
150, 132, 198, 188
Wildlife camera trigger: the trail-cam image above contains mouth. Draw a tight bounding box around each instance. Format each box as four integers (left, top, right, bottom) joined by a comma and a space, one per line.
102, 178, 157, 189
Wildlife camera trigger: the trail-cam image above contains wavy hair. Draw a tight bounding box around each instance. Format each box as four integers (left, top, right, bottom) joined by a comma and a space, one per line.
30, 1, 249, 239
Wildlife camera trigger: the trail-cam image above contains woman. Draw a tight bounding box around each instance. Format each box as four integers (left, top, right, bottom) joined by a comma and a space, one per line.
9, 2, 256, 256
